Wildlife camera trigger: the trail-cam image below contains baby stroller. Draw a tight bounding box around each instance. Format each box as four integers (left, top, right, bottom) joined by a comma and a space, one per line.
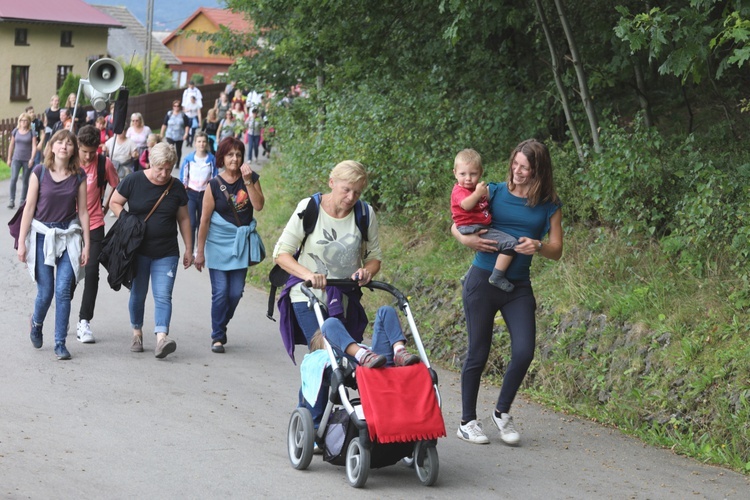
286, 280, 445, 488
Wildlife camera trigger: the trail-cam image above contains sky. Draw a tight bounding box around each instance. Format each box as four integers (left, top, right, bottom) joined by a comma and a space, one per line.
86, 0, 223, 31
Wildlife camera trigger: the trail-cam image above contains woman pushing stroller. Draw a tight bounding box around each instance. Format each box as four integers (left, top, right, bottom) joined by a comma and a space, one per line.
273, 160, 419, 424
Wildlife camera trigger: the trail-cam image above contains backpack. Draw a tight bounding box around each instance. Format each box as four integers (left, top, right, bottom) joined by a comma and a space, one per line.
266, 192, 370, 320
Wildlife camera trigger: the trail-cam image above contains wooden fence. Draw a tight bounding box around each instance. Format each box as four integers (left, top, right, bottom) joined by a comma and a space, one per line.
0, 119, 17, 163
0, 83, 225, 162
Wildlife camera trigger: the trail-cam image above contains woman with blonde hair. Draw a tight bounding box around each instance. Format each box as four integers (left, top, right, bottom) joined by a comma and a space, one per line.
7, 112, 38, 209
109, 142, 192, 358
16, 129, 90, 360
64, 93, 86, 132
273, 160, 419, 426
126, 112, 152, 170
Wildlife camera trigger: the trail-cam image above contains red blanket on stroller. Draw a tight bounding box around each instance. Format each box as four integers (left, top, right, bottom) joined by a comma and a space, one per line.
356, 363, 446, 444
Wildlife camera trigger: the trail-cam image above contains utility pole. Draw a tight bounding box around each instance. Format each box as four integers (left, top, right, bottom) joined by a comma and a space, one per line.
145, 0, 154, 92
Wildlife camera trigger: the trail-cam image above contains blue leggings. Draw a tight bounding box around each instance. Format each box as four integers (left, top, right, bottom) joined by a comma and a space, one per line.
461, 265, 536, 421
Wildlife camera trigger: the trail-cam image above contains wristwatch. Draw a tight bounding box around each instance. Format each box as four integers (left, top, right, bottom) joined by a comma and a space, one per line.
537, 241, 543, 252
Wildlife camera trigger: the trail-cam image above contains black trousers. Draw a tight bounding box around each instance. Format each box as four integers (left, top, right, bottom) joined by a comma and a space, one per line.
460, 265, 537, 421
78, 225, 105, 321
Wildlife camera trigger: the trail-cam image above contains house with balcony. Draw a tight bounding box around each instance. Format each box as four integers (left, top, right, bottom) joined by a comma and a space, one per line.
0, 0, 122, 117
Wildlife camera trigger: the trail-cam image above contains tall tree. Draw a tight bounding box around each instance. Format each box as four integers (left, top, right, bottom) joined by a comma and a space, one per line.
553, 0, 601, 153
534, 0, 585, 161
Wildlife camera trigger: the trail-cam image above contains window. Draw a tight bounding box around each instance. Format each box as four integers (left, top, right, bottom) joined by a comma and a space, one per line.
15, 29, 28, 46
11, 66, 30, 101
57, 65, 73, 90
61, 30, 73, 47
172, 70, 188, 88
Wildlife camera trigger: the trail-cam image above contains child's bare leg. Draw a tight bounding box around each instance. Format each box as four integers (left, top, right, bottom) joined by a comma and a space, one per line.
489, 253, 515, 292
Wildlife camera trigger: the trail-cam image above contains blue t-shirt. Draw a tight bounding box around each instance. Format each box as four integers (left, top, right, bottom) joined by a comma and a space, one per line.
472, 182, 562, 281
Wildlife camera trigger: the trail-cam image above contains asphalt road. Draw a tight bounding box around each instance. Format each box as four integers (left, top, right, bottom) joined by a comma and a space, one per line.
1, 154, 748, 499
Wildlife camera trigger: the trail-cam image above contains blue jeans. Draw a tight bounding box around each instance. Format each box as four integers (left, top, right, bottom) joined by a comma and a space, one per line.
129, 254, 179, 334
247, 135, 261, 161
187, 189, 205, 244
292, 301, 324, 345
209, 267, 247, 344
295, 305, 407, 426
32, 227, 76, 344
10, 159, 30, 204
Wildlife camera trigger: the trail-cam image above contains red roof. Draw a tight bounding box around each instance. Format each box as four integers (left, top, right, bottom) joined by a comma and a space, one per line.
0, 0, 122, 28
162, 7, 251, 44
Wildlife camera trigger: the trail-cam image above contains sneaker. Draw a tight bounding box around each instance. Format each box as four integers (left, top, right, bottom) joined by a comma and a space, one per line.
76, 320, 96, 344
8, 200, 15, 209
359, 350, 386, 368
154, 337, 177, 358
54, 343, 71, 360
492, 412, 521, 445
394, 349, 420, 367
457, 420, 489, 444
130, 335, 144, 353
30, 316, 43, 349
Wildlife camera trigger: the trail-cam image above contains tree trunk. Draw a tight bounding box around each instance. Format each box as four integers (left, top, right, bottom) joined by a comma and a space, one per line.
553, 0, 602, 153
681, 84, 694, 134
534, 0, 585, 163
316, 56, 326, 133
632, 57, 653, 128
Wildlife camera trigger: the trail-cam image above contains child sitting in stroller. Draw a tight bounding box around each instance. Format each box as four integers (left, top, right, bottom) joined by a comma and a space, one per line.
310, 305, 420, 368
300, 305, 420, 429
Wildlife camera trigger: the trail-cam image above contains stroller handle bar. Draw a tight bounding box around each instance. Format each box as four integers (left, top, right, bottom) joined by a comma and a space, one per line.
300, 279, 409, 311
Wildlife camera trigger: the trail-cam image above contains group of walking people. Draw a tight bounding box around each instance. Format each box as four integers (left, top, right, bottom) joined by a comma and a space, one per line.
11, 109, 562, 447
14, 122, 264, 361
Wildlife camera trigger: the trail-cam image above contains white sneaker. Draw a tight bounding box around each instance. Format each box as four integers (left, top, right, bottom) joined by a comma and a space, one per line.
457, 420, 489, 444
492, 412, 520, 445
76, 320, 96, 344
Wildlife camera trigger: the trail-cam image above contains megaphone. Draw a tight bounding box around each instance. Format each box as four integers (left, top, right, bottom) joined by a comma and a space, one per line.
88, 58, 123, 94
69, 58, 124, 130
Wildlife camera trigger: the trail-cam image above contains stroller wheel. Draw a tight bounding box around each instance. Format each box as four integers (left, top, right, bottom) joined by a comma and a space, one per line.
287, 408, 315, 470
414, 440, 439, 486
345, 436, 370, 488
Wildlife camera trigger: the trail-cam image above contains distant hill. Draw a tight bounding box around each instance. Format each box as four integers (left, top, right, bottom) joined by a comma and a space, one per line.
87, 0, 223, 31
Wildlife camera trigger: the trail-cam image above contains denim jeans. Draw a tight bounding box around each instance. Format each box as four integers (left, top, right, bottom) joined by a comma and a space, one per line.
209, 267, 247, 344
247, 135, 261, 161
295, 304, 407, 426
32, 226, 76, 344
129, 254, 179, 334
10, 159, 30, 204
291, 301, 324, 344
187, 189, 205, 244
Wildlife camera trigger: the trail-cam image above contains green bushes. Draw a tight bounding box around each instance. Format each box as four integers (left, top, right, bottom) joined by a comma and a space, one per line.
271, 79, 541, 222
552, 114, 750, 281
